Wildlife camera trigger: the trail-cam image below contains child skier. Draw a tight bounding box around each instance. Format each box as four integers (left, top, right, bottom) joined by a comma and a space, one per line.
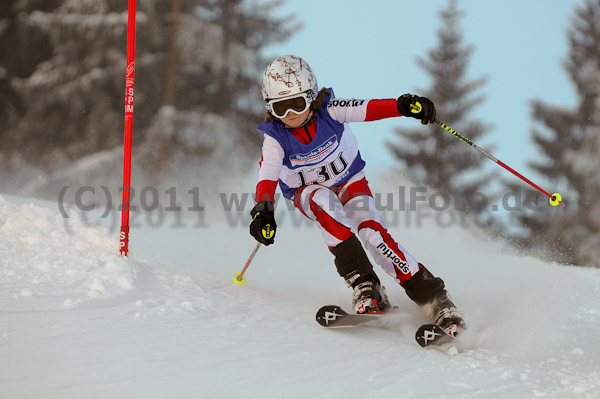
249, 55, 465, 336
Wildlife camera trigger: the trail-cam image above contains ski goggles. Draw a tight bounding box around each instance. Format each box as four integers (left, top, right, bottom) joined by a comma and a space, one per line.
267, 92, 311, 119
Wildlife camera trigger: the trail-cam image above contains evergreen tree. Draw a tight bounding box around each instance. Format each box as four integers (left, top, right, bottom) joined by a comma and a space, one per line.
517, 0, 600, 267
388, 0, 491, 215
0, 0, 293, 170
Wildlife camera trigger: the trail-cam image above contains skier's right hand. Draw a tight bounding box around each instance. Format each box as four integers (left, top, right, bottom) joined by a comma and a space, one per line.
249, 201, 277, 245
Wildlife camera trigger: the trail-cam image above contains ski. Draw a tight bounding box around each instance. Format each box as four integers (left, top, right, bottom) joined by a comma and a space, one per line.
315, 304, 391, 328
316, 305, 461, 354
415, 323, 459, 353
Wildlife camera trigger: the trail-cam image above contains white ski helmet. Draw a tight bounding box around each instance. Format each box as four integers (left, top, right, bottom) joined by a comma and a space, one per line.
262, 55, 318, 115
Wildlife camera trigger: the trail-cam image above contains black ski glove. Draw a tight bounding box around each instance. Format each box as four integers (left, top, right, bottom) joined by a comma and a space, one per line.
397, 94, 437, 125
249, 200, 277, 245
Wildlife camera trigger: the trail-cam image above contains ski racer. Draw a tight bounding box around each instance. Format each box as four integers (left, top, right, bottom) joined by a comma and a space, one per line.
249, 55, 465, 336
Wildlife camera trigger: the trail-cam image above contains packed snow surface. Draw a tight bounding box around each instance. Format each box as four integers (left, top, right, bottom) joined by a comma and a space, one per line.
1, 194, 599, 398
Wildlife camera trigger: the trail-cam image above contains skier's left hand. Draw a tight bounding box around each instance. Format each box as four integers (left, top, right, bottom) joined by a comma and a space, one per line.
397, 94, 437, 125
249, 201, 277, 245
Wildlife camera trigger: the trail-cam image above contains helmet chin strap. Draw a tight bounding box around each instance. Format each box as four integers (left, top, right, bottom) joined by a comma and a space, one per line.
284, 111, 314, 128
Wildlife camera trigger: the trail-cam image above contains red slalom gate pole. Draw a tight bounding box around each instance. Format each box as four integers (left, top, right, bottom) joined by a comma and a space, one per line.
120, 0, 137, 257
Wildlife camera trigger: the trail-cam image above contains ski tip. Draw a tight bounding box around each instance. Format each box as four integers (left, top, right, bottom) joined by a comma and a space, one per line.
315, 305, 347, 327
415, 323, 452, 348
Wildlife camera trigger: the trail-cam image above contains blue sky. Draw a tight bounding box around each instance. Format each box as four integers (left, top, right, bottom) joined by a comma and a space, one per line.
265, 0, 580, 188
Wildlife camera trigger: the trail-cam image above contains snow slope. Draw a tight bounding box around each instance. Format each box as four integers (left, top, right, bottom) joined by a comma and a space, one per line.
1, 194, 599, 399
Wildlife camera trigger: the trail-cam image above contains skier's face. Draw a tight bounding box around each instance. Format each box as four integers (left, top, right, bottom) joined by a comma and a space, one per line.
281, 108, 312, 128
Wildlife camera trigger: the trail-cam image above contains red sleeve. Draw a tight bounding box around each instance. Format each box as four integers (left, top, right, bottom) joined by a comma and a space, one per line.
255, 180, 278, 203
364, 99, 402, 121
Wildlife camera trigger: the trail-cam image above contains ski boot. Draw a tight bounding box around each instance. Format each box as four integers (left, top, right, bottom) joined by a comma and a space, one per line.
403, 266, 466, 336
330, 236, 391, 314
351, 278, 392, 314
428, 296, 465, 337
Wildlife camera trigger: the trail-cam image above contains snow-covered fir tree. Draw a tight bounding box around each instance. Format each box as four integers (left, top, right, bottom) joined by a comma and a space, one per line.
0, 0, 292, 173
515, 0, 600, 267
388, 0, 492, 216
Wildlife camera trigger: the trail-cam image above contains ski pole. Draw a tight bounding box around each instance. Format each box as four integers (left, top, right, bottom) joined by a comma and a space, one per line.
410, 104, 565, 207
233, 242, 262, 285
